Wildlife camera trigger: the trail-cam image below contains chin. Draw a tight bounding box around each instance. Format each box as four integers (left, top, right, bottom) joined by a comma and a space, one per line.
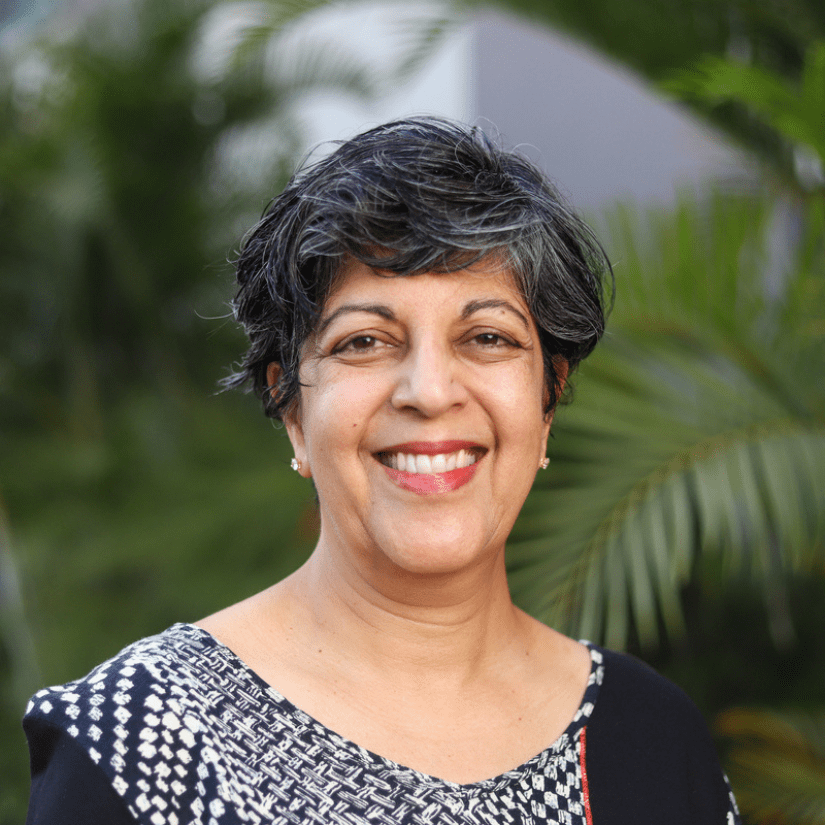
372, 530, 499, 579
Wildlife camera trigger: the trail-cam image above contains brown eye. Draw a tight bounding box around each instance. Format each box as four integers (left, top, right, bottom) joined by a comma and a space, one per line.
350, 336, 376, 350
474, 332, 516, 348
333, 334, 384, 355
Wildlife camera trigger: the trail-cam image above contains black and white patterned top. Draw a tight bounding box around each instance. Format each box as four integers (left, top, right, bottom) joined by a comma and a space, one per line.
24, 623, 741, 825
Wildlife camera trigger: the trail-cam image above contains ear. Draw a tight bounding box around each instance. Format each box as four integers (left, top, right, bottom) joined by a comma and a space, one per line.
267, 363, 311, 478
541, 357, 569, 441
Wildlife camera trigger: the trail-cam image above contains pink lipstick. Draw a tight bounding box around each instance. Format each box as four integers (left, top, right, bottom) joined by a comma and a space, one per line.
381, 440, 480, 455
376, 441, 484, 495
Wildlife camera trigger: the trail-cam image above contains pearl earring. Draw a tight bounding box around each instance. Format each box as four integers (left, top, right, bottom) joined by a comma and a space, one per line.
539, 457, 550, 470
290, 458, 301, 472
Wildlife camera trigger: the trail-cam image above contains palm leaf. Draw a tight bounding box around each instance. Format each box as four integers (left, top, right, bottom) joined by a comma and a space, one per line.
663, 41, 825, 189
205, 0, 457, 98
385, 8, 461, 88
509, 190, 825, 650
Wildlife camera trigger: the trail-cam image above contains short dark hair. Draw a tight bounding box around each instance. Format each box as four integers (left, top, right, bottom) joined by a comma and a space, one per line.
224, 116, 612, 419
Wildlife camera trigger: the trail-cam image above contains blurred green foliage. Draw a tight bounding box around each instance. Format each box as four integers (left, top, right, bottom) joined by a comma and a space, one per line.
716, 707, 825, 823
0, 0, 371, 819
512, 189, 825, 648
1, 0, 824, 823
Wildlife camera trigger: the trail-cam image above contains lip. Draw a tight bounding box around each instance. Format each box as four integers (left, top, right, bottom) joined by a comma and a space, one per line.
375, 441, 485, 495
377, 440, 483, 456
382, 462, 480, 495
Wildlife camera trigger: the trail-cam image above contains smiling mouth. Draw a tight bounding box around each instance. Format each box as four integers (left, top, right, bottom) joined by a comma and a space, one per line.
376, 448, 483, 474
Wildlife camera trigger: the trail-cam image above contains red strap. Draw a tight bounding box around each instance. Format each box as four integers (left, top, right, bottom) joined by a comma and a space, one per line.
580, 726, 594, 825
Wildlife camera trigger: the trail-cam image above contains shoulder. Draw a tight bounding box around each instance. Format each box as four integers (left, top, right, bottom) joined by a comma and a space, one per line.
589, 646, 708, 737
24, 624, 209, 746
24, 624, 221, 820
585, 646, 735, 824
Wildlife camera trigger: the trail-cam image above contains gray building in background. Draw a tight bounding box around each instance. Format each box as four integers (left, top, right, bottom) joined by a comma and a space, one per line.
473, 8, 753, 213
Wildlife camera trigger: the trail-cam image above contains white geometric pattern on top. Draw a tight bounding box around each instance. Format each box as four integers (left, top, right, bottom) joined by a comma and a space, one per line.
25, 624, 604, 825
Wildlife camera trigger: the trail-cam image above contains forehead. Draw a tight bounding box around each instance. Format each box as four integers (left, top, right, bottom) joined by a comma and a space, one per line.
322, 256, 530, 317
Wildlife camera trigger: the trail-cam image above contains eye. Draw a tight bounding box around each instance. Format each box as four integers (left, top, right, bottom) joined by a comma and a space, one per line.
460, 328, 526, 361
346, 335, 377, 351
332, 334, 388, 355
472, 332, 518, 349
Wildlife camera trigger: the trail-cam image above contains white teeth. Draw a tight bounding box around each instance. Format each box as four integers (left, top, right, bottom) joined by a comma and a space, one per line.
458, 450, 477, 469
382, 449, 480, 474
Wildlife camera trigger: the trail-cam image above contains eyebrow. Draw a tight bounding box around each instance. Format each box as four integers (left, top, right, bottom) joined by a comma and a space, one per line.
461, 299, 530, 330
317, 304, 396, 336
316, 298, 531, 335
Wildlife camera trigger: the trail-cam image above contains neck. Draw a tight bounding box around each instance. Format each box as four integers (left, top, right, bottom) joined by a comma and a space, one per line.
282, 534, 526, 685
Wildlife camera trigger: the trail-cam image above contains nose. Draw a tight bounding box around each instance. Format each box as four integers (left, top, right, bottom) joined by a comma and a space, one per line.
390, 338, 469, 417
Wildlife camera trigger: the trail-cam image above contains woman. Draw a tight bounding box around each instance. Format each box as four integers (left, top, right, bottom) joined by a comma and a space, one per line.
24, 117, 739, 824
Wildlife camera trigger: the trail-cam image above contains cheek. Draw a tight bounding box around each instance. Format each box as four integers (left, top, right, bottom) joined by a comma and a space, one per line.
478, 371, 546, 454
514, 366, 552, 446
303, 376, 378, 453
502, 362, 547, 418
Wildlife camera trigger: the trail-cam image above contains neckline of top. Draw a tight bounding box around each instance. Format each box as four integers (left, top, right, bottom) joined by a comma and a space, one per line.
166, 622, 604, 798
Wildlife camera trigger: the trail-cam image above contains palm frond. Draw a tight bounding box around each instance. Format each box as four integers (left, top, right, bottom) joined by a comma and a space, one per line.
263, 31, 378, 99
194, 0, 340, 78
203, 0, 456, 101
386, 7, 461, 88
509, 190, 825, 650
663, 41, 825, 190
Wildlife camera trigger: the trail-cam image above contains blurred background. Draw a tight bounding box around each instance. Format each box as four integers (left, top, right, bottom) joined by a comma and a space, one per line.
1, 0, 823, 821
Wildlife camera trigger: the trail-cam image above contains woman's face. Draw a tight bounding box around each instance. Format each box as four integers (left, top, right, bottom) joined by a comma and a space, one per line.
276, 258, 560, 579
